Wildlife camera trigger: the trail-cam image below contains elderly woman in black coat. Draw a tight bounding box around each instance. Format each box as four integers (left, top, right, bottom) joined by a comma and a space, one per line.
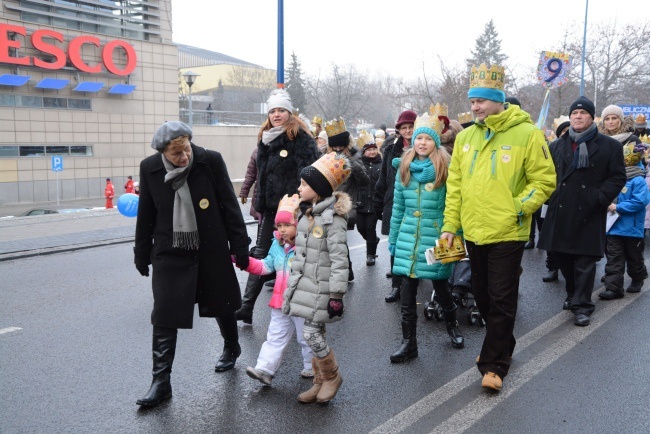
134, 121, 250, 407
235, 90, 319, 324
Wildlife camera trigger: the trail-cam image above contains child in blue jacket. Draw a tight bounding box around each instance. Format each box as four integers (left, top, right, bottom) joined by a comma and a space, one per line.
600, 144, 650, 298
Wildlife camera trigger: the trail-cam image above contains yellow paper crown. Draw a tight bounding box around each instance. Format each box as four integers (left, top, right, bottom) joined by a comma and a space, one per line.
414, 104, 448, 136
457, 112, 473, 124
469, 64, 505, 90
356, 130, 375, 147
324, 117, 348, 137
639, 134, 649, 145
312, 115, 323, 125
276, 193, 300, 216
311, 152, 351, 191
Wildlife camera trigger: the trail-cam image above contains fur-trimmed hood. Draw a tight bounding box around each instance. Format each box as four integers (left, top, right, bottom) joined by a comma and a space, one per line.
311, 191, 352, 218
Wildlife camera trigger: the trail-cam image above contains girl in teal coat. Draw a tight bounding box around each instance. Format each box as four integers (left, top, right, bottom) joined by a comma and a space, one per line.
388, 112, 464, 363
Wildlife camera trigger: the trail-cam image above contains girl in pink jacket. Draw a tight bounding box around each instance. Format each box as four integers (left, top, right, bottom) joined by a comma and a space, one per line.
241, 194, 313, 385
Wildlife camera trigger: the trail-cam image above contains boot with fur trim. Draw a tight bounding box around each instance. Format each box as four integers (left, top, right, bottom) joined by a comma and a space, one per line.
315, 350, 343, 403
297, 357, 322, 403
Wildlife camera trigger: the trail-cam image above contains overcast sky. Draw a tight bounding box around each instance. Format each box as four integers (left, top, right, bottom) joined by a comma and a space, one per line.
171, 0, 638, 83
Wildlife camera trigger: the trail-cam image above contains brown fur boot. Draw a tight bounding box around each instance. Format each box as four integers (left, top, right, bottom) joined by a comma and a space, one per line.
297, 357, 321, 404
315, 350, 343, 403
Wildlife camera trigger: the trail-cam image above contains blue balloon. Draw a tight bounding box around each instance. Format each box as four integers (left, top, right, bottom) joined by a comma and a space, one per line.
117, 193, 139, 218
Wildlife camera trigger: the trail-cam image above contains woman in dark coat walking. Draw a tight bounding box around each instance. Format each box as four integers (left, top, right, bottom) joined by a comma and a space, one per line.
134, 121, 250, 407
373, 109, 417, 301
356, 138, 382, 265
235, 90, 320, 324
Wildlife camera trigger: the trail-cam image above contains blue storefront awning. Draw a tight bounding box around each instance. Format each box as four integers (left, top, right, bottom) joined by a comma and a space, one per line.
73, 82, 105, 92
108, 84, 136, 95
35, 78, 70, 90
0, 74, 31, 87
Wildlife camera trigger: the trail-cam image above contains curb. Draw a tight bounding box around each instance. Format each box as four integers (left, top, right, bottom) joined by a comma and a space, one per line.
0, 218, 259, 262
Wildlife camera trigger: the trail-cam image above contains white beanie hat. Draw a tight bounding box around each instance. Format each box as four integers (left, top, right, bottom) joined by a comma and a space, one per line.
266, 89, 293, 113
601, 104, 623, 122
318, 130, 328, 143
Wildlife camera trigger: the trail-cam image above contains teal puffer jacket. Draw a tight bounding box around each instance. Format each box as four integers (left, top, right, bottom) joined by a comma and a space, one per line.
388, 159, 453, 280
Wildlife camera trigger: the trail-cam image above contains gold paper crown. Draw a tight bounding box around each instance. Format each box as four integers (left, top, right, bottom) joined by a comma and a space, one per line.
413, 103, 448, 136
277, 193, 300, 214
324, 117, 348, 137
457, 112, 473, 124
356, 130, 375, 147
635, 114, 647, 124
469, 64, 505, 90
311, 152, 351, 191
639, 134, 649, 145
312, 115, 323, 125
433, 235, 466, 264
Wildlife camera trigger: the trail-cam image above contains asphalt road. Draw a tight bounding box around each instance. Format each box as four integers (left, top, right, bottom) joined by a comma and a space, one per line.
1, 225, 649, 433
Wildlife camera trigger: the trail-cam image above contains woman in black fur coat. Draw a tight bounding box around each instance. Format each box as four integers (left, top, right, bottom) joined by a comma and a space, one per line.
235, 90, 320, 324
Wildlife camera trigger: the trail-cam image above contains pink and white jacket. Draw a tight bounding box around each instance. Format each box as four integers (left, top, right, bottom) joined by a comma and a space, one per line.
246, 234, 295, 309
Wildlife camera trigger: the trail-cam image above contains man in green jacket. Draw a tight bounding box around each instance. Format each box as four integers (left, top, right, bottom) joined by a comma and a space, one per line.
440, 64, 556, 392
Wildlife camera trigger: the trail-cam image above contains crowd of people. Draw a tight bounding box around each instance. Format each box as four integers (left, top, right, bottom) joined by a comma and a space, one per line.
131, 65, 649, 407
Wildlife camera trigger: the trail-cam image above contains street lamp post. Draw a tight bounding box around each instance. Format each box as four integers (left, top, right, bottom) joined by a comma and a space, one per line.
183, 71, 200, 128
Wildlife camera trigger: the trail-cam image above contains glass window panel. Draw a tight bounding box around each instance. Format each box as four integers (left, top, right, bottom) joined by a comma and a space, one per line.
43, 97, 68, 108
68, 99, 91, 110
19, 146, 45, 157
0, 146, 19, 157
18, 96, 43, 107
0, 94, 16, 106
21, 12, 51, 24
22, 1, 50, 12
71, 145, 92, 156
46, 146, 70, 155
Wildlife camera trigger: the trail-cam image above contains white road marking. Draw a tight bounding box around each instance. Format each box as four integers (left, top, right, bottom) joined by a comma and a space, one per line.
349, 238, 387, 251
370, 291, 640, 434
0, 326, 22, 335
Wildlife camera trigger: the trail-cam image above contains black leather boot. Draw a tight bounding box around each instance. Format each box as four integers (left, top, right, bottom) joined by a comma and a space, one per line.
366, 254, 376, 266
235, 274, 264, 324
137, 327, 177, 407
444, 310, 464, 349
385, 286, 400, 303
390, 323, 418, 363
542, 269, 559, 282
215, 314, 241, 372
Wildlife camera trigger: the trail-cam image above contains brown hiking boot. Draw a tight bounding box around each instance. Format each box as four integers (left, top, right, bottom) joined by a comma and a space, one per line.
297, 357, 322, 404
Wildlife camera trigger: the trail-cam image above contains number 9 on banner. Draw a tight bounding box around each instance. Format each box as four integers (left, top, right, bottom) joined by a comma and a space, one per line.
117, 193, 139, 217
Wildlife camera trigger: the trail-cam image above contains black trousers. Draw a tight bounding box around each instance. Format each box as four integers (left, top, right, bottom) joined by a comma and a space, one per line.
466, 240, 524, 379
356, 211, 379, 255
604, 235, 648, 293
546, 251, 559, 271
400, 277, 453, 325
528, 209, 544, 242
390, 255, 403, 289
556, 253, 599, 316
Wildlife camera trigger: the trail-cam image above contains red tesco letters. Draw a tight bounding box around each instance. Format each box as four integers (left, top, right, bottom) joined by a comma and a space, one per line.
0, 24, 137, 76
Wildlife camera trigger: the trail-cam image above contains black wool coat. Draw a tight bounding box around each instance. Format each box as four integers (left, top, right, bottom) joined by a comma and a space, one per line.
538, 131, 626, 257
356, 154, 382, 213
373, 135, 407, 235
255, 129, 319, 214
134, 145, 250, 329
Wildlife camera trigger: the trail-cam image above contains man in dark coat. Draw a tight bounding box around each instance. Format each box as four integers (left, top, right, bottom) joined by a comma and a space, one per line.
134, 121, 250, 407
538, 97, 626, 327
373, 109, 417, 302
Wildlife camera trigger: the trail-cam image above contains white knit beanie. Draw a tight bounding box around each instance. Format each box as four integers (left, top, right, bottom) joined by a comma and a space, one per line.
600, 104, 623, 122
318, 130, 328, 143
266, 89, 293, 113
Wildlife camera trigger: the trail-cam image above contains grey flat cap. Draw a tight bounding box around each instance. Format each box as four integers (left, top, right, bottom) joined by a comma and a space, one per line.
151, 121, 193, 151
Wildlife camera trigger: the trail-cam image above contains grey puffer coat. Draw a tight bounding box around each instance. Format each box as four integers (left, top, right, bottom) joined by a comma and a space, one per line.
283, 192, 351, 323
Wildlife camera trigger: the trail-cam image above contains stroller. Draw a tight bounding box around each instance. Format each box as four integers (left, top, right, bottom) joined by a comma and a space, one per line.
423, 258, 485, 326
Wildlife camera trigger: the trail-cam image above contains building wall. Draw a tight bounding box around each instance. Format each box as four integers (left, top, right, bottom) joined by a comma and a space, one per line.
0, 1, 180, 205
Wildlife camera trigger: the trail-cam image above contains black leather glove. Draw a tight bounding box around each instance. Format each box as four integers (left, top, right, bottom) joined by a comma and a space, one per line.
135, 264, 149, 277
235, 254, 250, 270
327, 298, 344, 319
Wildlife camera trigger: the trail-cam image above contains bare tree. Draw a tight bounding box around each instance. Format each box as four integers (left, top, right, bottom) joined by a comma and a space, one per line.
306, 64, 371, 122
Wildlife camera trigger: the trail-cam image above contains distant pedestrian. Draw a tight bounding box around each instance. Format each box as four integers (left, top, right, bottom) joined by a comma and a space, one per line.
133, 182, 140, 196
134, 121, 250, 407
124, 175, 135, 193
104, 178, 114, 208
356, 137, 382, 266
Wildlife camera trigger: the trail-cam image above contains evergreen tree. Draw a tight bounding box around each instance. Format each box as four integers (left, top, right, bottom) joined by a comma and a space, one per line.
466, 19, 509, 68
285, 51, 307, 112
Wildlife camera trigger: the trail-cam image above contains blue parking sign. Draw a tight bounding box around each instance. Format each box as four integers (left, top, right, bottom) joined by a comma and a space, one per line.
51, 156, 63, 172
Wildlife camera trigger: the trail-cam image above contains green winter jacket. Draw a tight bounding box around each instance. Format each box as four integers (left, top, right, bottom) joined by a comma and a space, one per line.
442, 105, 556, 244
389, 159, 453, 280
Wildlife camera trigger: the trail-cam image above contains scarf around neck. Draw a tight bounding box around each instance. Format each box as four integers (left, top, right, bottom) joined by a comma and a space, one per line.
410, 158, 435, 183
568, 123, 598, 169
162, 152, 200, 250
625, 165, 645, 180
262, 126, 286, 145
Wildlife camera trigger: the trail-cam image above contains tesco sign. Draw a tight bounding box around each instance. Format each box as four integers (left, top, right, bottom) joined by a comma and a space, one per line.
0, 24, 136, 76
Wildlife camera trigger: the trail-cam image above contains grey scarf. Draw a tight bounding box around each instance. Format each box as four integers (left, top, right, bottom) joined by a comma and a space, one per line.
262, 126, 286, 145
626, 165, 645, 180
161, 153, 200, 250
568, 123, 598, 169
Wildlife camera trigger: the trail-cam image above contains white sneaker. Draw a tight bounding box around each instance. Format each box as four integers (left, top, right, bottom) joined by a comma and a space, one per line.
246, 367, 272, 385
300, 368, 314, 379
